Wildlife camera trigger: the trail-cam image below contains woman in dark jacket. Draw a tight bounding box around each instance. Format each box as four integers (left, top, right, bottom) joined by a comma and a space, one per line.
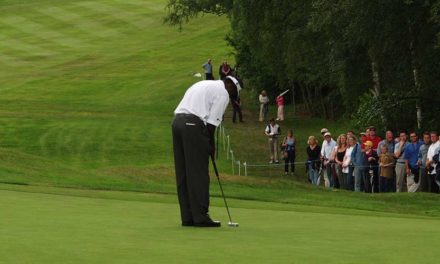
306, 136, 321, 185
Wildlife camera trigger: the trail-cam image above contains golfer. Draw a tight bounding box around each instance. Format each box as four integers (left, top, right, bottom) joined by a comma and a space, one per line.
172, 76, 242, 227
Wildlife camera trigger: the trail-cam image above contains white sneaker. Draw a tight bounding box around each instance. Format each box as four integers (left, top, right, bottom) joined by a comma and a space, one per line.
269, 160, 273, 164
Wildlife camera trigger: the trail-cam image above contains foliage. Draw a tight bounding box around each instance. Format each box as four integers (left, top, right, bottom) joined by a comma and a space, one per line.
165, 0, 440, 129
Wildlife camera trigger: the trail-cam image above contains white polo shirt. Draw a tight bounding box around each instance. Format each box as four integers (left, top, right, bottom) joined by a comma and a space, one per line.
427, 140, 440, 174
174, 80, 230, 127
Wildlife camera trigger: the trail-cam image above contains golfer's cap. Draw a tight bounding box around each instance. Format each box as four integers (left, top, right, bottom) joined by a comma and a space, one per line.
324, 132, 331, 137
360, 132, 366, 136
364, 140, 373, 147
226, 76, 242, 94
320, 128, 329, 134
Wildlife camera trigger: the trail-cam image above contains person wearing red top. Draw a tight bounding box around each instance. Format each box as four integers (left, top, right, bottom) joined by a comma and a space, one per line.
276, 95, 284, 121
365, 126, 382, 151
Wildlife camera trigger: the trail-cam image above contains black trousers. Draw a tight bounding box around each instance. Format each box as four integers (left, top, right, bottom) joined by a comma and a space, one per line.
232, 103, 243, 123
428, 173, 439, 193
284, 151, 295, 173
172, 114, 211, 223
205, 73, 214, 80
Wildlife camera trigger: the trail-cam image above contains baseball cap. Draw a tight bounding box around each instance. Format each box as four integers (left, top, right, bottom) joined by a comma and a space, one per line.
364, 140, 373, 147
324, 132, 331, 137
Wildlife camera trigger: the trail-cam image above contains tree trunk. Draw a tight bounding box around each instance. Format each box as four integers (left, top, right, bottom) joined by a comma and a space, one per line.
291, 82, 296, 115
300, 83, 311, 114
409, 35, 422, 129
371, 60, 381, 97
369, 54, 387, 125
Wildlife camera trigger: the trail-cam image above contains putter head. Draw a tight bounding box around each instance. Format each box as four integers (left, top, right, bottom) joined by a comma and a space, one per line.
228, 222, 239, 227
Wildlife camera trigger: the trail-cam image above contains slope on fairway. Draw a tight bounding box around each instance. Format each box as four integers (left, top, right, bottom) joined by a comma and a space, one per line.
0, 0, 232, 187
1, 186, 439, 264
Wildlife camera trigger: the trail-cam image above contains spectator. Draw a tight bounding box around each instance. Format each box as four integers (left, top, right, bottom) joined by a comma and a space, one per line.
351, 135, 364, 192
342, 135, 355, 190
202, 59, 214, 80
426, 131, 440, 193
394, 131, 409, 192
219, 60, 231, 80
365, 127, 371, 137
377, 130, 395, 155
360, 132, 367, 151
417, 132, 431, 192
265, 118, 281, 164
321, 132, 337, 188
276, 95, 284, 121
347, 130, 354, 138
365, 126, 382, 151
231, 97, 243, 123
363, 140, 379, 193
259, 90, 269, 122
379, 144, 395, 192
321, 128, 329, 138
334, 134, 348, 189
282, 130, 296, 175
405, 132, 423, 192
306, 136, 321, 185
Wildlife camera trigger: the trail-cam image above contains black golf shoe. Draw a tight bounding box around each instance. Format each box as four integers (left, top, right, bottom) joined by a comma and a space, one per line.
194, 216, 221, 227
181, 221, 194, 227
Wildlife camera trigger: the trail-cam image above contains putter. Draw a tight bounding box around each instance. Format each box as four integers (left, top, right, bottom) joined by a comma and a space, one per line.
211, 155, 239, 227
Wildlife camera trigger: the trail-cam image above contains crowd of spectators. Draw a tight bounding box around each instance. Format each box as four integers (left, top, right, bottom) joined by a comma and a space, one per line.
263, 118, 440, 193
305, 127, 440, 193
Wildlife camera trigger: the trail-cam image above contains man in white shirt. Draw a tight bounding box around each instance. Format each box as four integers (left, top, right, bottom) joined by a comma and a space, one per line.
426, 131, 440, 193
321, 132, 337, 188
265, 118, 281, 163
172, 76, 242, 227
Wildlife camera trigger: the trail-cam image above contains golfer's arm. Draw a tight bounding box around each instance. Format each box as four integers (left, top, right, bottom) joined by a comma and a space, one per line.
207, 123, 216, 146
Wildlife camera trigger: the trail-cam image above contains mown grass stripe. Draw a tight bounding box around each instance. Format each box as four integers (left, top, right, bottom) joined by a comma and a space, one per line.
0, 15, 86, 48
0, 35, 57, 56
0, 54, 27, 66
37, 6, 120, 38
75, 1, 153, 29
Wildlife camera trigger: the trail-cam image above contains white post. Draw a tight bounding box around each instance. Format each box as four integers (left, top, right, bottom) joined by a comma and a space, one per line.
237, 160, 241, 176
226, 135, 230, 159
222, 125, 226, 150
244, 162, 247, 176
230, 150, 234, 175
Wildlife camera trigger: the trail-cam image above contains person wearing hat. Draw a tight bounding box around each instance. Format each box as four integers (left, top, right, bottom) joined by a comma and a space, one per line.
360, 132, 367, 151
320, 128, 329, 138
365, 126, 382, 152
172, 76, 242, 227
321, 131, 337, 188
362, 140, 379, 192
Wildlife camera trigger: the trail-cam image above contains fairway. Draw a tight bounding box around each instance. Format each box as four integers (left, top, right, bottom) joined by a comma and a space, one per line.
1, 185, 439, 264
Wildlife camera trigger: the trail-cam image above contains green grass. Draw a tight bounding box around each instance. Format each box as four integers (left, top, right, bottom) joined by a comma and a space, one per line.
0, 0, 232, 179
1, 185, 439, 264
0, 0, 439, 214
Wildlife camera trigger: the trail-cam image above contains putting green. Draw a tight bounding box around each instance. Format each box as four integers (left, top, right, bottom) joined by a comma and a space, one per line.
1, 186, 439, 264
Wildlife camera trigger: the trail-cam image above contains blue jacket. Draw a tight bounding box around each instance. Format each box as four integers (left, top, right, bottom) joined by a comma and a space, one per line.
351, 143, 365, 167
